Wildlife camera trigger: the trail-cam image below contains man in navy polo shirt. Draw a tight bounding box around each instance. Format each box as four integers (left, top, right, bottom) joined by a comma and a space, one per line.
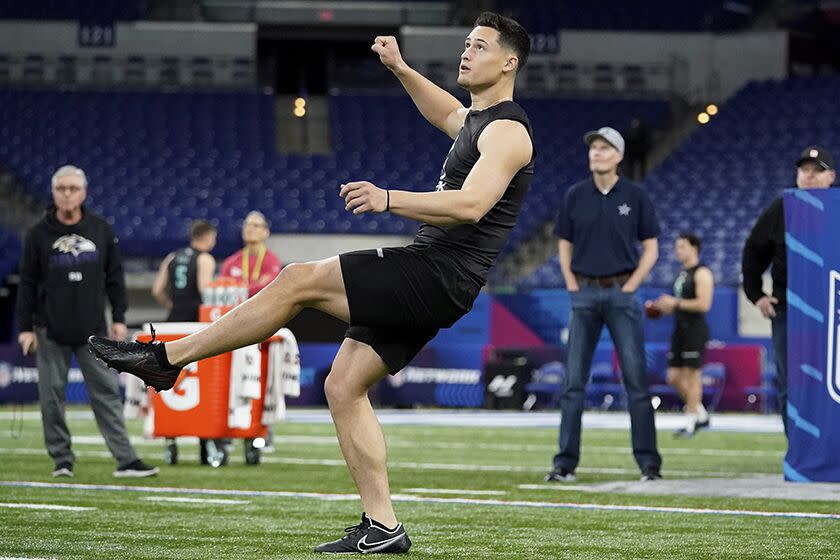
546, 126, 663, 482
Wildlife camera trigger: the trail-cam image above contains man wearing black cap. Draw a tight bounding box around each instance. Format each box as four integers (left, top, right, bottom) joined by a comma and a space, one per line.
742, 146, 836, 436
546, 126, 662, 483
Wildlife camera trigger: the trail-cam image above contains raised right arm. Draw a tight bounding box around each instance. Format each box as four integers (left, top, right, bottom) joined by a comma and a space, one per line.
372, 35, 467, 139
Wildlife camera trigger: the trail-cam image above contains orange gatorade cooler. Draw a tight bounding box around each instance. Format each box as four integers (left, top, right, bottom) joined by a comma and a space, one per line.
136, 322, 277, 441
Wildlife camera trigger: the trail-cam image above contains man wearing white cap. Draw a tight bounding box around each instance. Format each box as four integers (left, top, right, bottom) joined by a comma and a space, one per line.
547, 126, 663, 482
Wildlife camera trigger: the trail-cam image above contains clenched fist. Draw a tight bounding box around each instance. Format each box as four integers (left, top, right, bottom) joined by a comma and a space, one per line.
371, 36, 406, 74
340, 181, 388, 215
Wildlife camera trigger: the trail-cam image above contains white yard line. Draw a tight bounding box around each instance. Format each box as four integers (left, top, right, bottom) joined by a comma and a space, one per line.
141, 496, 250, 505
1, 480, 836, 521
0, 409, 785, 432
0, 502, 95, 511
400, 488, 507, 496
260, 456, 766, 478
67, 434, 784, 459
0, 447, 774, 478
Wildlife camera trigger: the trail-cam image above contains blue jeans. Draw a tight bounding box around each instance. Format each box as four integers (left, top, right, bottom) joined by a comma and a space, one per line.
553, 284, 661, 473
771, 308, 787, 435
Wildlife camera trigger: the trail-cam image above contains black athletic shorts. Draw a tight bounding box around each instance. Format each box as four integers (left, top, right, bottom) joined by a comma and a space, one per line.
339, 244, 480, 374
667, 319, 710, 369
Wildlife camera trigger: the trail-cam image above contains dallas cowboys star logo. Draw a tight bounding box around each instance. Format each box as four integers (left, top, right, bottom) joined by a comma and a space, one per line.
618, 204, 631, 216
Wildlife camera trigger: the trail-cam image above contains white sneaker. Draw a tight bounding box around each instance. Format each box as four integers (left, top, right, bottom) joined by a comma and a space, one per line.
545, 469, 576, 482
52, 463, 74, 477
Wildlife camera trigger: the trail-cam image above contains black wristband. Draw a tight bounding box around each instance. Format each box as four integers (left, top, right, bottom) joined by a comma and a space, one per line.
386, 190, 390, 212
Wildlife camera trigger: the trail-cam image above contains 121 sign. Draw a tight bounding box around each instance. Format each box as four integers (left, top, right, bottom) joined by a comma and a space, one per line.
78, 23, 115, 48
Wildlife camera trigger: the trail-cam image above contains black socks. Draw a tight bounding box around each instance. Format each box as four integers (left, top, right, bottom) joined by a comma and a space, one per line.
153, 342, 176, 369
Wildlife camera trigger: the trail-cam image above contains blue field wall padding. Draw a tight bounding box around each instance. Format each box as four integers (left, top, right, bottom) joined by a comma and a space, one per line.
0, 347, 95, 404
783, 188, 840, 482
495, 290, 570, 344
431, 293, 491, 346
493, 287, 739, 346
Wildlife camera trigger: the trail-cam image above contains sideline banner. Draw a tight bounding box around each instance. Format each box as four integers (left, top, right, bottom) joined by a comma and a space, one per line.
783, 188, 840, 482
0, 343, 90, 404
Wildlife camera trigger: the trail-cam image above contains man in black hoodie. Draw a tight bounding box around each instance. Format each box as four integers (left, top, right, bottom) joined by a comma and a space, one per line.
742, 146, 836, 435
16, 165, 158, 478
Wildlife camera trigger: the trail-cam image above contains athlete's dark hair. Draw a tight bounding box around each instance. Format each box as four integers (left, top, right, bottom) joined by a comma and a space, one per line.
190, 219, 216, 240
473, 12, 530, 70
678, 231, 702, 252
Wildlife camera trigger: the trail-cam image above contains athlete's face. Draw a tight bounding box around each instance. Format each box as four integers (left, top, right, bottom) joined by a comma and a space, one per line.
457, 26, 517, 89
52, 175, 86, 214
588, 138, 622, 175
796, 161, 835, 189
674, 238, 697, 265
196, 231, 217, 252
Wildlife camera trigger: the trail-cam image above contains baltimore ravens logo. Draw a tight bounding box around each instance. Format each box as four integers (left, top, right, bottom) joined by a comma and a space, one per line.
52, 234, 97, 256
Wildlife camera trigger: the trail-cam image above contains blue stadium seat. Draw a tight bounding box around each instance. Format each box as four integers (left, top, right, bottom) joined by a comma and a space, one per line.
0, 90, 667, 256
10, 75, 835, 271
0, 226, 21, 278
519, 75, 840, 288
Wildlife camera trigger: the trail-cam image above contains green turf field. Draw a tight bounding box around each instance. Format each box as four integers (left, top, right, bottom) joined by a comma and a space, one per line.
0, 406, 838, 559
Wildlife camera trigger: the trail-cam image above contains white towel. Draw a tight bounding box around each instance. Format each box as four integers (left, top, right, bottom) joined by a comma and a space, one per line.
280, 328, 300, 397
228, 344, 262, 429
232, 344, 262, 399
263, 328, 300, 425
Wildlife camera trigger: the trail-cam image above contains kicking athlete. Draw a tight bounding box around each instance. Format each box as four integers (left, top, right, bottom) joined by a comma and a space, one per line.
90, 11, 533, 554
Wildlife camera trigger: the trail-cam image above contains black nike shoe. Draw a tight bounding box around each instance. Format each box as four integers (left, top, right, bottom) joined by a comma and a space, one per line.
314, 513, 411, 554
88, 325, 181, 392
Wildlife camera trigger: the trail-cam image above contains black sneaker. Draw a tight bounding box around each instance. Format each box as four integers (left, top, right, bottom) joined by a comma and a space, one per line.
314, 513, 411, 554
52, 462, 73, 477
640, 466, 662, 481
88, 325, 181, 392
114, 459, 160, 478
544, 468, 576, 482
695, 415, 711, 430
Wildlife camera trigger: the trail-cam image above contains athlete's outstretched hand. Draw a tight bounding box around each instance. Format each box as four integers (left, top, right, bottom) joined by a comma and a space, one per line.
371, 36, 405, 73
340, 181, 388, 215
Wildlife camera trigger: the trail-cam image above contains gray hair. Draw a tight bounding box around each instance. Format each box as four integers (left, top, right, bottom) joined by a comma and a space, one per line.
51, 165, 88, 189
245, 210, 269, 227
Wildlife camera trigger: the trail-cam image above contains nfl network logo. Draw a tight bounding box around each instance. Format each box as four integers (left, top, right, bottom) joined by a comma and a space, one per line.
827, 270, 840, 405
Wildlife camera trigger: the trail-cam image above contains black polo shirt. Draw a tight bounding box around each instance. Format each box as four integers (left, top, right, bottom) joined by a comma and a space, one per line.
554, 177, 660, 277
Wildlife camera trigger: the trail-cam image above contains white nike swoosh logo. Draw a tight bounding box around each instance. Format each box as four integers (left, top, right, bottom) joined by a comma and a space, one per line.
356, 532, 404, 552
